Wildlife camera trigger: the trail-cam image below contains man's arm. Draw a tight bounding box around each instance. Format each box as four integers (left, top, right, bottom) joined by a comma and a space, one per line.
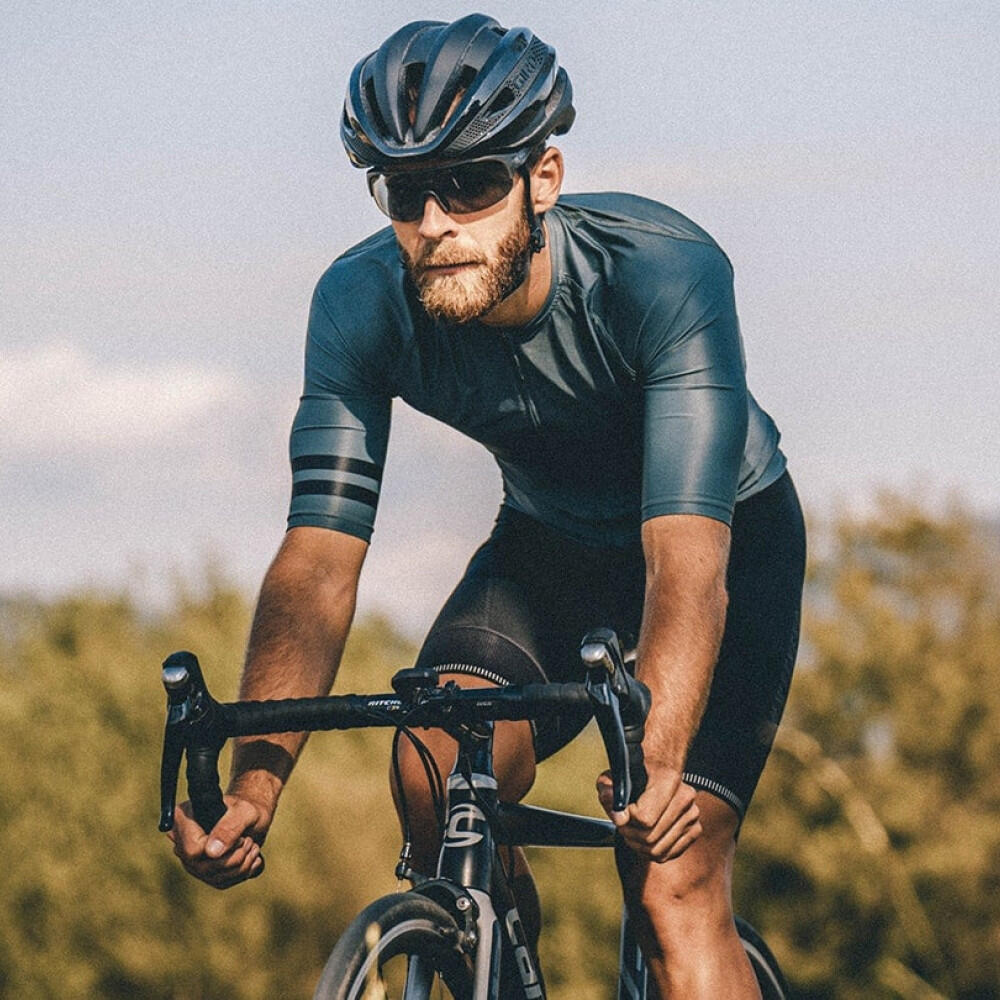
168, 525, 367, 888
598, 513, 730, 861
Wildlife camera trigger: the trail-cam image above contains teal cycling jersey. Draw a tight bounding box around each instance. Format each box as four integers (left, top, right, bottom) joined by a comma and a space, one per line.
287, 192, 786, 547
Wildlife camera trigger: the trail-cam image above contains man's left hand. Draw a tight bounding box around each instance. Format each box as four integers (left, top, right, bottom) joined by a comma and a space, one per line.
596, 766, 702, 863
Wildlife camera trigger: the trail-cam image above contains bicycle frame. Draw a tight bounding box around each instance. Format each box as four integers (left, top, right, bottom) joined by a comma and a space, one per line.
419, 715, 647, 1000
158, 636, 786, 999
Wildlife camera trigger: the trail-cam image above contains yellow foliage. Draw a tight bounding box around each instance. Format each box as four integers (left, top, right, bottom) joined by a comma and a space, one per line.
2, 496, 998, 998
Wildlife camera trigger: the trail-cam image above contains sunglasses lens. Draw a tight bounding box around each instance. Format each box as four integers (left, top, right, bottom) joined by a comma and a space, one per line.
370, 173, 426, 221
444, 161, 515, 213
370, 160, 517, 221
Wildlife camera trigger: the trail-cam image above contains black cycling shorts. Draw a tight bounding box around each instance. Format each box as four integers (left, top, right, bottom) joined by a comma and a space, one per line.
415, 471, 806, 820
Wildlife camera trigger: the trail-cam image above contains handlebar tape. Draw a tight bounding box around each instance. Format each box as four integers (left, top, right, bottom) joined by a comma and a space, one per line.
186, 744, 227, 833
167, 680, 637, 828
220, 684, 595, 736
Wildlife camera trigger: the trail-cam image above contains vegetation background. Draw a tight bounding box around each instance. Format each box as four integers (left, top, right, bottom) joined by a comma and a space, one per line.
2, 498, 997, 999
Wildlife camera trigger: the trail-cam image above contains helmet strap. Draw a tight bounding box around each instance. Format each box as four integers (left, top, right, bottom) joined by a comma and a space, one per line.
520, 165, 546, 254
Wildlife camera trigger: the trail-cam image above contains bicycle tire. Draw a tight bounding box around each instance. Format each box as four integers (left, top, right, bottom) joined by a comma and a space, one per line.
313, 892, 476, 1000
736, 916, 790, 1000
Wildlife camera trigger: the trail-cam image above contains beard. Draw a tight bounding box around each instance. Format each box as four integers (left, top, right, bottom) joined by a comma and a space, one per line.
402, 198, 532, 324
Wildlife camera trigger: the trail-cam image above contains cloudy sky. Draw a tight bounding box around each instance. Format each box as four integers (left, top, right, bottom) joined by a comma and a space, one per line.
4, 1, 998, 635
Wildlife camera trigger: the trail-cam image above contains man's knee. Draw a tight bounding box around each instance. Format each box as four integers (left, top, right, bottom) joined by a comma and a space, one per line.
619, 792, 740, 928
644, 846, 729, 909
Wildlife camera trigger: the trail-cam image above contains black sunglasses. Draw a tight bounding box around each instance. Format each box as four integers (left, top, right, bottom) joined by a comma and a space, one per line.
367, 148, 535, 222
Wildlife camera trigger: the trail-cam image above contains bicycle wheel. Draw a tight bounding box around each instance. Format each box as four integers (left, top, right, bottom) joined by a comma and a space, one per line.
736, 916, 790, 1000
313, 892, 476, 1000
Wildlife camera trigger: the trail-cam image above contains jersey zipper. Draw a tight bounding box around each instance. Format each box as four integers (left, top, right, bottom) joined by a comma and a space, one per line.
501, 333, 541, 429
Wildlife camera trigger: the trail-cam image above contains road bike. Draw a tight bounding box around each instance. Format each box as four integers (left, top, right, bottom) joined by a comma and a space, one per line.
158, 628, 790, 998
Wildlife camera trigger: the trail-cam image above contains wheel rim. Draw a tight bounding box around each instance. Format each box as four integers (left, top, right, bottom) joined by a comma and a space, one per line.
355, 952, 461, 1000
347, 919, 468, 1000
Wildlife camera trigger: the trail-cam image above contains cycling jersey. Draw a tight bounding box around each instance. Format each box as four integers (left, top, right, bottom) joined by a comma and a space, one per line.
287, 192, 786, 546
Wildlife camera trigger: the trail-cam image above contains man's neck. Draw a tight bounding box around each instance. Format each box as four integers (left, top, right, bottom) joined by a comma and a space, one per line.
479, 225, 552, 328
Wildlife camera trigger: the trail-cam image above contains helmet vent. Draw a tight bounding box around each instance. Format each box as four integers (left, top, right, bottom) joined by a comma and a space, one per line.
363, 77, 392, 142
487, 86, 516, 116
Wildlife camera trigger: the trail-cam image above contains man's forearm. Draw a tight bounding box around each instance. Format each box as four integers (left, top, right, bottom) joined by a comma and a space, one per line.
636, 517, 731, 774
228, 530, 365, 809
636, 575, 727, 771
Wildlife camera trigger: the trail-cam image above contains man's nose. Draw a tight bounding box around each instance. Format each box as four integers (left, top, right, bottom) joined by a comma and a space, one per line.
417, 195, 458, 240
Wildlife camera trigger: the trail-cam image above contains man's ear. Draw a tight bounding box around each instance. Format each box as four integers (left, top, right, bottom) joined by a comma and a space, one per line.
530, 146, 564, 214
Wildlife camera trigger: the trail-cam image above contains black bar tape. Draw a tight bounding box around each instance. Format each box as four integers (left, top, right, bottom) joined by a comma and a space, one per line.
222, 695, 396, 736
187, 745, 227, 833
217, 684, 595, 738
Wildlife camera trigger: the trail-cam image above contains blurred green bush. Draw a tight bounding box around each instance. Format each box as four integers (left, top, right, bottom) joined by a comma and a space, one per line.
1, 497, 997, 998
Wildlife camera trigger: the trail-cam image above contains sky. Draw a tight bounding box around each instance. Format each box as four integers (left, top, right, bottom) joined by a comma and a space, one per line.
3, 1, 999, 636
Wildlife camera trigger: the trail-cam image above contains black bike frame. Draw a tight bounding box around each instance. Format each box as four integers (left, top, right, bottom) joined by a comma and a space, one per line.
158, 635, 655, 999
427, 717, 648, 1000
159, 639, 786, 1000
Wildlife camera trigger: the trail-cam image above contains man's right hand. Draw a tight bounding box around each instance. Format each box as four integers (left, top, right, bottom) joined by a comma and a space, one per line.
165, 527, 367, 890
166, 795, 271, 889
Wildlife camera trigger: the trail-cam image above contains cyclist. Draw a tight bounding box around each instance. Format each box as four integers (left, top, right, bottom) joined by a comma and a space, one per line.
168, 15, 806, 998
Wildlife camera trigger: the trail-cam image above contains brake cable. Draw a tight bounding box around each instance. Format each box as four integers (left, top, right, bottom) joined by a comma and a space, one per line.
390, 725, 445, 881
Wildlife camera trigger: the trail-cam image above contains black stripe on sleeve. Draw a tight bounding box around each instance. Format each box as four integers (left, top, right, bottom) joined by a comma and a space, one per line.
291, 479, 380, 509
291, 455, 383, 482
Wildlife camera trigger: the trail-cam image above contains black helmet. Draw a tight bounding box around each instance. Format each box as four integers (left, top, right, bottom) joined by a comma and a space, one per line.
341, 14, 575, 169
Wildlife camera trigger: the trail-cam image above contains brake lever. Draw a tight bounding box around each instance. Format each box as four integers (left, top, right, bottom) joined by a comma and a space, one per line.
159, 721, 185, 832
581, 629, 650, 809
582, 631, 632, 812
158, 651, 226, 833
159, 651, 197, 831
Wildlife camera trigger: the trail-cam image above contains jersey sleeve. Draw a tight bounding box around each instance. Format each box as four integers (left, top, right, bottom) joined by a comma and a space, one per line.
639, 245, 749, 526
286, 282, 392, 542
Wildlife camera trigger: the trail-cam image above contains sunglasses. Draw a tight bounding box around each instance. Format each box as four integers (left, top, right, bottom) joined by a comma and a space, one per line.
367, 148, 534, 222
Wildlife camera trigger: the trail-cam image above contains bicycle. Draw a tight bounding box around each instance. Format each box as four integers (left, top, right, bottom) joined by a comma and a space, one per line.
158, 628, 790, 999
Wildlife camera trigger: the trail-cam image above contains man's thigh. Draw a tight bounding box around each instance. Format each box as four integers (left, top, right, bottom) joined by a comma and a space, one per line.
682, 472, 807, 822
414, 506, 646, 760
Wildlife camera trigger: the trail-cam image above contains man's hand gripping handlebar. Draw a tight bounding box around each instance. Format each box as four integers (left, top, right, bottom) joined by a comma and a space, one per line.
158, 630, 652, 886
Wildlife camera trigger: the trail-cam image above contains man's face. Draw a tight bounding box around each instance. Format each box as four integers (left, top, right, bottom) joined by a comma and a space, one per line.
391, 176, 531, 325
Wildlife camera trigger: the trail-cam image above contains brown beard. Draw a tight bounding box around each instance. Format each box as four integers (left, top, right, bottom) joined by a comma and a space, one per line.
402, 199, 531, 324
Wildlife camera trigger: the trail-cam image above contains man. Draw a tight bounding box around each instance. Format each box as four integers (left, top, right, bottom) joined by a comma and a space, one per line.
169, 14, 806, 997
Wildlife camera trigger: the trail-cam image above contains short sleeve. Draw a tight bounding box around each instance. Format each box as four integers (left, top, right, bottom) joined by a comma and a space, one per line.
639, 246, 748, 526
286, 284, 392, 542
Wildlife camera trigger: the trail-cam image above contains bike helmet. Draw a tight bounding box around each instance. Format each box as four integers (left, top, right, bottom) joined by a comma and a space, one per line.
341, 13, 575, 169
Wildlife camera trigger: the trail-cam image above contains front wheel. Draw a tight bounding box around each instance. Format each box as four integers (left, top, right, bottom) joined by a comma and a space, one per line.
313, 892, 476, 1000
736, 916, 790, 1000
